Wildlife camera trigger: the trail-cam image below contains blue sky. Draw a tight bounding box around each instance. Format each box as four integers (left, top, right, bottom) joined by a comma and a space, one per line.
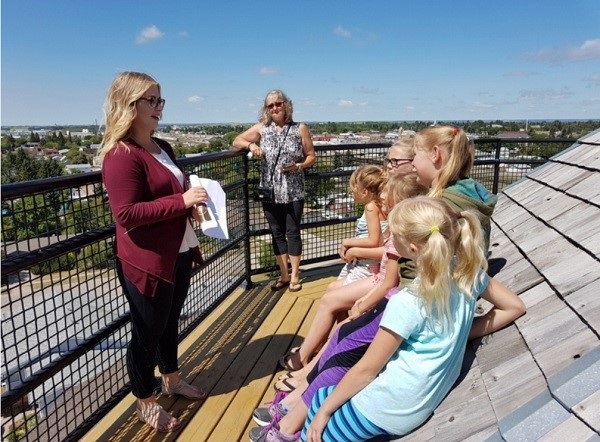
2, 0, 599, 126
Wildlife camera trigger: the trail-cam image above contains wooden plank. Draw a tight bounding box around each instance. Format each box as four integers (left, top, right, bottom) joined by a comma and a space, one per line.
542, 248, 599, 296
181, 293, 299, 441
183, 272, 336, 441
550, 202, 600, 253
534, 330, 600, 378
205, 296, 315, 442
482, 351, 546, 420
430, 390, 497, 441
569, 172, 600, 204
491, 255, 544, 296
565, 279, 600, 332
502, 179, 545, 202
239, 277, 334, 438
473, 325, 529, 374
572, 389, 600, 434
517, 281, 555, 310
82, 285, 252, 442
241, 298, 323, 439
537, 415, 598, 441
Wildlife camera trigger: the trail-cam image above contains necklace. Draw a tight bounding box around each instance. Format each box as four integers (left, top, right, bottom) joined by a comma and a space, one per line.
129, 136, 161, 154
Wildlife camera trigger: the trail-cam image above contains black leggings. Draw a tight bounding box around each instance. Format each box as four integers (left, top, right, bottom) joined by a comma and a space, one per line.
116, 251, 192, 399
262, 199, 304, 256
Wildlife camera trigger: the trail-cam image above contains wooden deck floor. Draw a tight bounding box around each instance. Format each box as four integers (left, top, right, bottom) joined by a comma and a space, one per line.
83, 263, 341, 442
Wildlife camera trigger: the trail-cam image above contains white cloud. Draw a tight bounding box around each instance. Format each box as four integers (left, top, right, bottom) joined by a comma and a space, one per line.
355, 86, 380, 95
584, 74, 600, 86
504, 71, 539, 78
259, 67, 279, 75
178, 31, 189, 37
473, 101, 494, 109
188, 95, 205, 103
520, 88, 574, 101
333, 26, 351, 39
524, 38, 600, 63
338, 99, 353, 107
135, 25, 164, 44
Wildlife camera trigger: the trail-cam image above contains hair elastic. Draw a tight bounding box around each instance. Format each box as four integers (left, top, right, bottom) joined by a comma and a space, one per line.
430, 225, 440, 234
452, 127, 459, 136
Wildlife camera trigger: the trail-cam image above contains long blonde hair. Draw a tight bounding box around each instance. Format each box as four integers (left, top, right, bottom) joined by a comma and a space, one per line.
414, 126, 474, 197
388, 196, 486, 324
97, 71, 160, 163
259, 89, 294, 125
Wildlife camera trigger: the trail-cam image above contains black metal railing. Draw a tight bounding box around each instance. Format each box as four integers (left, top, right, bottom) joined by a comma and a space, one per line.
0, 138, 574, 441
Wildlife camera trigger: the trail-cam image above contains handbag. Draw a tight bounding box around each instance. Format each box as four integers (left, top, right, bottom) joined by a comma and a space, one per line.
253, 124, 292, 203
254, 185, 275, 202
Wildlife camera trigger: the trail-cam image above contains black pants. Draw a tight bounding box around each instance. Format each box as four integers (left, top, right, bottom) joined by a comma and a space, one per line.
262, 199, 304, 256
116, 251, 192, 399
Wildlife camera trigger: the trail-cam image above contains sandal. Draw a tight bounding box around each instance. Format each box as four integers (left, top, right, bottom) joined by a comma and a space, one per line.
277, 371, 294, 381
274, 376, 299, 393
162, 379, 207, 401
271, 279, 290, 291
136, 402, 182, 433
278, 347, 303, 371
289, 280, 302, 292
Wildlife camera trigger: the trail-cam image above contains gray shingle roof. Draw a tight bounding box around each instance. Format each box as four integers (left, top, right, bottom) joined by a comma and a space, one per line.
400, 128, 600, 441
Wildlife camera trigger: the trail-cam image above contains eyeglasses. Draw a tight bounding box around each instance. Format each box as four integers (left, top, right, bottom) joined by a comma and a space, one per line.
138, 96, 166, 109
384, 157, 413, 167
266, 101, 285, 110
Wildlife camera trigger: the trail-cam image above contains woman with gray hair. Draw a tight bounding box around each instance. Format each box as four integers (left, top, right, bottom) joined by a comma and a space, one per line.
233, 90, 316, 292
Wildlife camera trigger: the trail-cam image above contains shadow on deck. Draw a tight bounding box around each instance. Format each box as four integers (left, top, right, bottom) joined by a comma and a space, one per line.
84, 263, 343, 442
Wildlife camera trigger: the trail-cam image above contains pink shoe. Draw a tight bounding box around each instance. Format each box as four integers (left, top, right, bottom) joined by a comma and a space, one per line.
162, 379, 207, 401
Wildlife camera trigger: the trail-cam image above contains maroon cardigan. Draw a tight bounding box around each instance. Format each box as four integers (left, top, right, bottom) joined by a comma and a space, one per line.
102, 138, 202, 296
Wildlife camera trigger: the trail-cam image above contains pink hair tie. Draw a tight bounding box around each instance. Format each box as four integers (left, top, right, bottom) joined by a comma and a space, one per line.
452, 127, 459, 136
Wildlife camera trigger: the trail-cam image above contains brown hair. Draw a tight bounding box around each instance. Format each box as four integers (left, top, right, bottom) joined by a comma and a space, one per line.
349, 165, 387, 208
385, 173, 428, 210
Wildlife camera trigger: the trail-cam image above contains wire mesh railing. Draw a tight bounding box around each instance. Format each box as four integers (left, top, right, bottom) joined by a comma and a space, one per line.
0, 138, 574, 440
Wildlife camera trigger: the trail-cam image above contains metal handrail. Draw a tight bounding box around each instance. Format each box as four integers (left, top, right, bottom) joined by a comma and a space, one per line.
0, 138, 575, 440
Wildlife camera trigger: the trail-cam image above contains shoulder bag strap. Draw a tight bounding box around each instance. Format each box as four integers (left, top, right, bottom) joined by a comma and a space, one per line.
267, 123, 292, 185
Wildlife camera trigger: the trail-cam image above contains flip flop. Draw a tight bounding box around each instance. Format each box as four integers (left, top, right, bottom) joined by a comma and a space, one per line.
277, 371, 294, 381
278, 346, 302, 371
288, 280, 302, 292
271, 279, 290, 291
274, 377, 298, 393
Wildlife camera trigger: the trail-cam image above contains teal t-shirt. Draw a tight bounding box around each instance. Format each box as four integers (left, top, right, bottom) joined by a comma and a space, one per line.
352, 272, 490, 436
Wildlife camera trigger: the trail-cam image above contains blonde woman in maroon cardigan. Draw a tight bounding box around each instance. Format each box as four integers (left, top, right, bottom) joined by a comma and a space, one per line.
99, 72, 208, 432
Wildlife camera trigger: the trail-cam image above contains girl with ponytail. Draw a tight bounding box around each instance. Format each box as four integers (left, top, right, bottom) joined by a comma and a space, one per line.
412, 125, 497, 251
303, 196, 525, 442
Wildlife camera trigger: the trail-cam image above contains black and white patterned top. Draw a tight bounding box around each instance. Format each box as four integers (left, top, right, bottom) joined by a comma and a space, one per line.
260, 122, 305, 203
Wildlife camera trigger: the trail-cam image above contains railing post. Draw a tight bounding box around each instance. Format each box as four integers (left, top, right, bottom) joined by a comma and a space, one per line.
492, 138, 502, 194
242, 152, 254, 289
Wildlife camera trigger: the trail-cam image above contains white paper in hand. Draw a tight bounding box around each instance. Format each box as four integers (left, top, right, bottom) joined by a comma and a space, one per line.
189, 174, 229, 239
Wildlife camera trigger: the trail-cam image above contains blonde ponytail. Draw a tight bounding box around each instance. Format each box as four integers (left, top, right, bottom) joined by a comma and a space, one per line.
414, 126, 474, 198
388, 196, 486, 324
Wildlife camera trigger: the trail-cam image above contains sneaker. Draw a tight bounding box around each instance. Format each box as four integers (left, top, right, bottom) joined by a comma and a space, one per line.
252, 402, 287, 426
252, 391, 288, 426
249, 423, 299, 442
